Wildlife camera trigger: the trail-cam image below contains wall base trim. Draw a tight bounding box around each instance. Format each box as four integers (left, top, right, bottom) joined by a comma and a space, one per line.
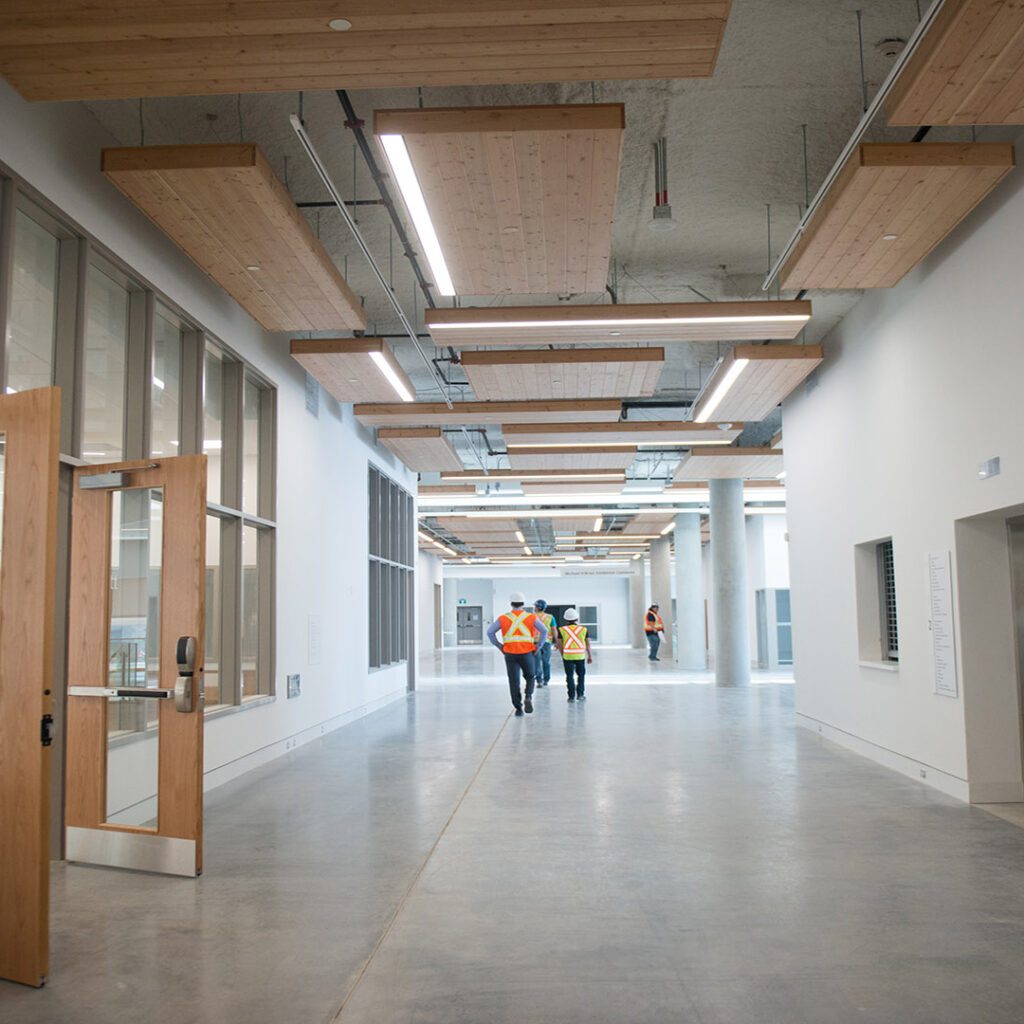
969, 780, 1024, 803
202, 688, 408, 794
796, 713, 970, 802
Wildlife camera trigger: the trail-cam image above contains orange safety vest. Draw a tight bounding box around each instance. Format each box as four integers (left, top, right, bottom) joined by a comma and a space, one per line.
559, 624, 588, 660
498, 609, 538, 654
645, 611, 663, 632
533, 612, 556, 643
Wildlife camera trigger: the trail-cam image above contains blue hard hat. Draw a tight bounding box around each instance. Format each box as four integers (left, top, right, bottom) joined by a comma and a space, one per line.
534, 599, 547, 610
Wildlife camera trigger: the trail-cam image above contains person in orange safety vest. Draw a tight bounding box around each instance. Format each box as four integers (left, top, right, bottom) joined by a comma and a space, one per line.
556, 606, 592, 702
486, 591, 548, 716
645, 603, 664, 661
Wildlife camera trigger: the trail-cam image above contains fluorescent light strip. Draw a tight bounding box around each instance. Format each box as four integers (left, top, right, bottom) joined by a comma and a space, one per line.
368, 349, 415, 403
442, 471, 624, 482
379, 135, 456, 297
660, 522, 675, 535
514, 530, 525, 543
523, 545, 533, 555
431, 316, 810, 330
694, 358, 750, 423
744, 507, 787, 515
592, 517, 602, 531
505, 439, 734, 449
464, 508, 606, 518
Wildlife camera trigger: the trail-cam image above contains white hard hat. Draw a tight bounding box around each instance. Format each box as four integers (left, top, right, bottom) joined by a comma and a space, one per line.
563, 607, 579, 621
509, 591, 526, 604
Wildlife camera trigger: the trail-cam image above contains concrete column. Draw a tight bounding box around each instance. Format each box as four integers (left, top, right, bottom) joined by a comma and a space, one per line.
649, 536, 673, 658
442, 579, 458, 648
674, 513, 706, 669
629, 558, 647, 649
709, 478, 750, 685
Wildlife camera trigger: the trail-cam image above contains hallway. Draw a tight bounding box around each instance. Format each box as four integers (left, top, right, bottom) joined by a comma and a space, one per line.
4, 648, 1024, 1023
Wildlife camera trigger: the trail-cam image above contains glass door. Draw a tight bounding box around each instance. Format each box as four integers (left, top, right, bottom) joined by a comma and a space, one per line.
0, 387, 61, 988
65, 455, 206, 877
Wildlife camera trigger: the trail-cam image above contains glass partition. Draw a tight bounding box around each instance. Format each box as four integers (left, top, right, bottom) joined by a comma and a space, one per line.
242, 376, 261, 515
151, 308, 182, 458
240, 524, 259, 698
7, 210, 59, 394
203, 343, 224, 504
106, 487, 163, 827
83, 264, 129, 462
204, 513, 223, 708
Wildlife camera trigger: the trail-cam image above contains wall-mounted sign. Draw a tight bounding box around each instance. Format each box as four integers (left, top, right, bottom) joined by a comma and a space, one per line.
458, 598, 467, 604
928, 550, 958, 698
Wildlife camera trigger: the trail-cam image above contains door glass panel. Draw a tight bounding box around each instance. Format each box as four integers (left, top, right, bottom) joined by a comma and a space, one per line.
151, 309, 182, 457
240, 524, 260, 698
106, 487, 163, 827
204, 514, 223, 708
203, 343, 224, 504
7, 210, 59, 394
83, 265, 129, 462
242, 377, 261, 515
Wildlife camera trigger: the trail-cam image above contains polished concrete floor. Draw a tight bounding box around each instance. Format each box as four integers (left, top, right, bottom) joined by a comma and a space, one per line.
5, 646, 1024, 1022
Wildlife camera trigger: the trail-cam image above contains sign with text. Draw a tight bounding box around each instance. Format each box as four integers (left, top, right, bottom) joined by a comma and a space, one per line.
562, 565, 631, 576
928, 550, 958, 698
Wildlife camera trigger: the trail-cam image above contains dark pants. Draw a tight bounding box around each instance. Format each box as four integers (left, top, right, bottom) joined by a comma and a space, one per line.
646, 631, 660, 660
504, 651, 536, 709
564, 659, 586, 698
535, 643, 552, 684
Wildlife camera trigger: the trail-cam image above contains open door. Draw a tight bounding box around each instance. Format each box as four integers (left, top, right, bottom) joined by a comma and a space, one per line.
0, 387, 61, 988
65, 455, 205, 877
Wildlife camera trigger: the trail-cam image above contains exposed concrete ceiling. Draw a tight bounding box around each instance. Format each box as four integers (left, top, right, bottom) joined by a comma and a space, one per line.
77, 0, 991, 476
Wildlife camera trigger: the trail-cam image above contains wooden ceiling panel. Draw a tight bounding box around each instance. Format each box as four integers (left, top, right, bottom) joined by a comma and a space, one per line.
440, 469, 626, 483
418, 485, 477, 495
691, 344, 823, 423
290, 338, 413, 403
102, 144, 365, 332
780, 143, 1014, 290
887, 0, 1024, 125
376, 104, 624, 296
378, 428, 464, 472
520, 483, 624, 496
0, 3, 733, 101
426, 300, 811, 347
508, 447, 639, 470
673, 448, 785, 480
432, 517, 521, 535
353, 399, 621, 427
460, 347, 663, 400
502, 421, 743, 446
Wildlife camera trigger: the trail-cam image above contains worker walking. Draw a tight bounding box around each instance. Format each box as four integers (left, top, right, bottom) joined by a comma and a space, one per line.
532, 598, 556, 687
556, 607, 592, 701
487, 591, 548, 716
645, 603, 664, 661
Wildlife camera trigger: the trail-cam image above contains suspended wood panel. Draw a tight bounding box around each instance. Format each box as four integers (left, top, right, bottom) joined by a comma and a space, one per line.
673, 447, 785, 480
426, 300, 811, 347
521, 482, 625, 496
508, 446, 639, 470
440, 468, 626, 483
461, 346, 663, 400
291, 338, 413, 403
353, 399, 621, 427
376, 104, 624, 296
503, 421, 743, 446
887, 0, 1024, 125
378, 428, 464, 472
779, 143, 1014, 290
0, 2, 733, 101
691, 344, 823, 423
103, 144, 365, 332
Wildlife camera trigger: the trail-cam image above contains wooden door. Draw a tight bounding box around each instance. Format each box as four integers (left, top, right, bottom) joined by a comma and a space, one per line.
65, 455, 205, 877
0, 387, 61, 988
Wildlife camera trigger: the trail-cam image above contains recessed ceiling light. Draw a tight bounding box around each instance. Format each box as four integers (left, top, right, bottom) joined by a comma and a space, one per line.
246, 264, 261, 271
882, 234, 898, 241
328, 18, 353, 31
609, 331, 622, 336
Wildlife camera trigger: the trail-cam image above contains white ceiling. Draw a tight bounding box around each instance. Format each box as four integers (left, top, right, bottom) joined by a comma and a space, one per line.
77, 0, 989, 474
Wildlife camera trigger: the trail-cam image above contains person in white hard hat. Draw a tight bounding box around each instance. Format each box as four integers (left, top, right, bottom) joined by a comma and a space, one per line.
486, 591, 548, 716
555, 606, 592, 702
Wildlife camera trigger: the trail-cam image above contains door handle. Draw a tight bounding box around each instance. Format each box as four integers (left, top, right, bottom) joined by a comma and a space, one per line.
174, 636, 200, 713
69, 686, 174, 699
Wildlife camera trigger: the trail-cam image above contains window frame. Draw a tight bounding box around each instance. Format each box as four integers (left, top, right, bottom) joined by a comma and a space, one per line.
368, 464, 414, 671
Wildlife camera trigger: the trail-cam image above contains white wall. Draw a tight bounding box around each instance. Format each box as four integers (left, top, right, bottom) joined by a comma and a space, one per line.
745, 515, 790, 657
0, 81, 417, 812
447, 570, 631, 645
417, 551, 443, 654
783, 142, 1024, 802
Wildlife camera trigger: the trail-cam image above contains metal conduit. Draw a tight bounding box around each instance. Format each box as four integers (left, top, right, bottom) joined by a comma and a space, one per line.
762, 0, 947, 291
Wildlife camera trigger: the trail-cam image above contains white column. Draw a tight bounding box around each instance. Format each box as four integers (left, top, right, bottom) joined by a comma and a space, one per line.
709, 478, 750, 685
674, 513, 706, 669
629, 557, 647, 648
442, 578, 458, 648
650, 535, 673, 658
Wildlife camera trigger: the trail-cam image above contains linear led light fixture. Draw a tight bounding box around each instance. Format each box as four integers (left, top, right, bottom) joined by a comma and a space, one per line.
744, 507, 787, 515
693, 358, 749, 423
464, 508, 606, 519
505, 439, 734, 450
368, 349, 415, 402
514, 530, 525, 543
428, 316, 809, 330
523, 545, 533, 555
378, 134, 456, 297
660, 522, 676, 535
442, 470, 625, 482
592, 517, 602, 531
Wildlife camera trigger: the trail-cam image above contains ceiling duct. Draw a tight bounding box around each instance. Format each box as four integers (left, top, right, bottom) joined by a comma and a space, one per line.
649, 137, 677, 233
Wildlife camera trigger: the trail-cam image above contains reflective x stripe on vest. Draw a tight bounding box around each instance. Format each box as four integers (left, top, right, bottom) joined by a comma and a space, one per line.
534, 612, 555, 642
646, 612, 663, 631
500, 610, 536, 654
560, 624, 587, 660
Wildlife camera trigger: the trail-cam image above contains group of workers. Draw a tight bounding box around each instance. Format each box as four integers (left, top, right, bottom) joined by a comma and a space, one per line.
486, 593, 592, 716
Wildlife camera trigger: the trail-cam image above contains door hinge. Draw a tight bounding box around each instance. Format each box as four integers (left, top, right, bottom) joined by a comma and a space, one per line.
41, 714, 54, 747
